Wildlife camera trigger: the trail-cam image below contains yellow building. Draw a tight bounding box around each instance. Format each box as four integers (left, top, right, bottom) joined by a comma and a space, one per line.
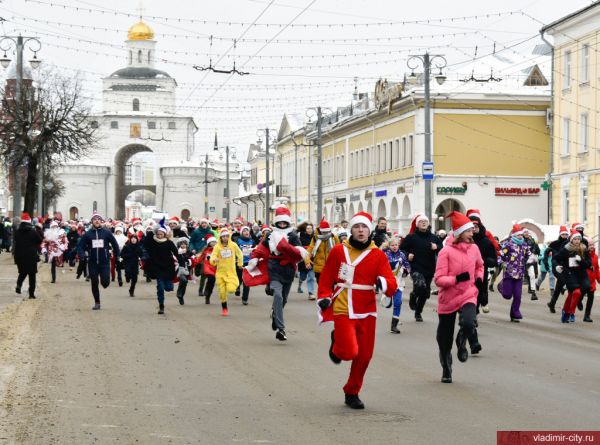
271, 70, 550, 236
542, 3, 600, 240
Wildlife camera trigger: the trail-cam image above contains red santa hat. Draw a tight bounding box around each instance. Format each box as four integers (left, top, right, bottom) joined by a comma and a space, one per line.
114, 225, 124, 233
91, 212, 104, 222
409, 213, 429, 234
20, 212, 32, 223
200, 217, 209, 224
273, 205, 292, 225
447, 211, 474, 237
572, 222, 585, 231
466, 208, 482, 221
510, 224, 524, 236
205, 234, 217, 245
319, 217, 331, 232
570, 229, 582, 241
559, 225, 569, 236
168, 216, 180, 225
261, 224, 271, 233
49, 220, 59, 228
349, 211, 373, 234
219, 229, 230, 238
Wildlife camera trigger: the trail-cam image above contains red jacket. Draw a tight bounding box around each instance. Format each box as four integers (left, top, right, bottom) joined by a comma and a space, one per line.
586, 249, 600, 292
199, 247, 216, 276
317, 242, 397, 322
243, 242, 270, 287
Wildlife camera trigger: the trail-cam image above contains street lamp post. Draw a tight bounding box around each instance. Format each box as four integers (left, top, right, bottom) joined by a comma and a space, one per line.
0, 34, 41, 229
204, 153, 209, 217
306, 107, 333, 223
407, 53, 446, 223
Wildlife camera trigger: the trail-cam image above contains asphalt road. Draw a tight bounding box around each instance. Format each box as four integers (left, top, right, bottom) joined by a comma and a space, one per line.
0, 258, 599, 445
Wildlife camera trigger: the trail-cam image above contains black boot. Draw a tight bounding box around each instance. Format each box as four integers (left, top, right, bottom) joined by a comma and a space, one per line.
177, 292, 185, 305
329, 330, 341, 364
158, 304, 165, 314
439, 350, 452, 383
205, 295, 210, 304
390, 318, 400, 334
455, 329, 468, 362
547, 291, 559, 313
584, 294, 594, 322
408, 292, 416, 310
344, 394, 365, 409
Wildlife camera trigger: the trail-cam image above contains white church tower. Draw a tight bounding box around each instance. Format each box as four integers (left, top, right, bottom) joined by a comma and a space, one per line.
54, 19, 243, 221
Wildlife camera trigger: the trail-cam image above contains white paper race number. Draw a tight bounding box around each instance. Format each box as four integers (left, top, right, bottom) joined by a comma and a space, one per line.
338, 263, 355, 282
92, 239, 104, 249
220, 249, 232, 259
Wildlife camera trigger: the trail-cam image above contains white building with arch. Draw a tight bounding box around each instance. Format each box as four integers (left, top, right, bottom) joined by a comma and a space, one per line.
54, 20, 241, 221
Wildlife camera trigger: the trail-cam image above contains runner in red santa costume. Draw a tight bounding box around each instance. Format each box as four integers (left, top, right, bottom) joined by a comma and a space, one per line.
317, 211, 397, 410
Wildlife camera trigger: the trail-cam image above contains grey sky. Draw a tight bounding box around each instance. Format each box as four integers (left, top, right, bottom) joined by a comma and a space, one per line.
0, 0, 593, 153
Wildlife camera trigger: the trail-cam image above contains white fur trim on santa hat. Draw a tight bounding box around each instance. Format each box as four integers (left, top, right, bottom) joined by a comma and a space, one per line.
273, 208, 292, 224
206, 236, 217, 245
219, 229, 230, 237
454, 221, 474, 237
349, 214, 372, 233
416, 214, 429, 224
157, 226, 168, 234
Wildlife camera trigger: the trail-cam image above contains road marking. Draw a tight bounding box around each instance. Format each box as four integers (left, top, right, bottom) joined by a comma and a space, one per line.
80, 423, 120, 428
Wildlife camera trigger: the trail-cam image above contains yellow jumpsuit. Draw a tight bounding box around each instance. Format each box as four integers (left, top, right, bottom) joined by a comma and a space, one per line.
210, 239, 243, 303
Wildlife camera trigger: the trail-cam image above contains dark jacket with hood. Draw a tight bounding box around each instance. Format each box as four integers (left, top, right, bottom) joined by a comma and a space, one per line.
78, 227, 119, 267
400, 228, 443, 279
13, 222, 43, 272
143, 232, 178, 281
371, 227, 389, 248
473, 223, 497, 269
554, 242, 592, 292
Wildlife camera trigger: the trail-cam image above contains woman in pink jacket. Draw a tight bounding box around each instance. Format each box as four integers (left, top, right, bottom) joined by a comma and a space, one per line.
434, 212, 484, 383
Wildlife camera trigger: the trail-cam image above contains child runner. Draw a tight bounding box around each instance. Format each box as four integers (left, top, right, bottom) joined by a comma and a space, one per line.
144, 220, 178, 315
210, 229, 243, 316
120, 234, 143, 297
382, 237, 411, 334
198, 235, 217, 304
176, 238, 193, 305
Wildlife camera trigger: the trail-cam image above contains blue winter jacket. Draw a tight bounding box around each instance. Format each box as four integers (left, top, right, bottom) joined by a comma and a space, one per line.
236, 236, 255, 265
78, 227, 120, 266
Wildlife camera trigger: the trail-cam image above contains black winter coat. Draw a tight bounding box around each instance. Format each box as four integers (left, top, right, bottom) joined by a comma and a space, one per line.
554, 245, 591, 292
400, 229, 442, 279
264, 231, 302, 284
297, 231, 313, 272
143, 233, 178, 281
371, 228, 389, 248
13, 223, 43, 273
474, 224, 497, 269
546, 237, 568, 274
120, 242, 144, 276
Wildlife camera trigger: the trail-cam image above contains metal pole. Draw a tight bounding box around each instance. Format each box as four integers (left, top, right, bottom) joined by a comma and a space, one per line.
12, 36, 23, 222
423, 53, 432, 222
308, 142, 311, 222
204, 153, 208, 217
294, 142, 298, 223
37, 157, 43, 216
265, 128, 270, 226
317, 106, 323, 222
226, 145, 230, 222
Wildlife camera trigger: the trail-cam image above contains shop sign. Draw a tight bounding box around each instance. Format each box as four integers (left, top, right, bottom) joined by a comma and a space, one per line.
324, 198, 333, 204
437, 186, 466, 195
397, 183, 414, 194
375, 190, 387, 198
350, 193, 361, 202
495, 187, 540, 196
335, 197, 347, 204
364, 191, 373, 199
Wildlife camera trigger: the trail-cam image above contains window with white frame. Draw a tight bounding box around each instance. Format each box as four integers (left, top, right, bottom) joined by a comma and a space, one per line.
380, 143, 386, 172
580, 113, 588, 153
563, 50, 571, 89
383, 142, 388, 171
581, 188, 588, 223
374, 144, 380, 172
388, 140, 393, 170
581, 44, 589, 84
360, 149, 365, 176
563, 190, 570, 222
408, 135, 414, 166
350, 152, 354, 178
401, 137, 407, 167
393, 139, 400, 169
562, 118, 570, 155
340, 154, 345, 181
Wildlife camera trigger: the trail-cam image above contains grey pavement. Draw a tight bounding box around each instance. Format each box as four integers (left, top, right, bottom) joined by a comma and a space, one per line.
0, 260, 598, 445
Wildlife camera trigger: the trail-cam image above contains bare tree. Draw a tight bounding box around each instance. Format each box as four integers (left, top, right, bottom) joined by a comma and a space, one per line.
0, 68, 99, 214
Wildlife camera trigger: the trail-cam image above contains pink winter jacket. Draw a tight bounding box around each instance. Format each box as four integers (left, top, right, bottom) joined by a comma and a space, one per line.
434, 234, 484, 315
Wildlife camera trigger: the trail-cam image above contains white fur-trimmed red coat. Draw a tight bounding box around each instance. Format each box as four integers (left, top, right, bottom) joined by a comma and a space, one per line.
317, 241, 397, 322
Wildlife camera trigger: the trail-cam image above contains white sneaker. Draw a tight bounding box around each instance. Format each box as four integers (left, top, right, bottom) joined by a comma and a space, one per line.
482, 305, 490, 314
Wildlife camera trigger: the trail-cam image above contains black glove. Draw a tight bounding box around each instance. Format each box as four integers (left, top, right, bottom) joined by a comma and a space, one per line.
318, 298, 331, 311
456, 272, 470, 283
375, 277, 384, 293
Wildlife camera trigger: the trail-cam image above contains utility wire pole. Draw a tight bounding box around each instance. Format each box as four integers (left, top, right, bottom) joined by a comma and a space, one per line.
204, 153, 209, 217
316, 106, 322, 222
225, 145, 230, 222
265, 129, 271, 226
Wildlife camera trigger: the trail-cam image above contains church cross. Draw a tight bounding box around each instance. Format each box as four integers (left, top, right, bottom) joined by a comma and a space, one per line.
136, 0, 145, 20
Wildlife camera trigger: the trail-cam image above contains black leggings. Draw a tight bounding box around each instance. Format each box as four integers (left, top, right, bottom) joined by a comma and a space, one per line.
17, 271, 36, 297
204, 275, 216, 297
437, 303, 477, 353
89, 264, 110, 304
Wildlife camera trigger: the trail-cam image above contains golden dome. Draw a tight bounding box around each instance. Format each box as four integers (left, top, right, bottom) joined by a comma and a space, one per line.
127, 21, 154, 41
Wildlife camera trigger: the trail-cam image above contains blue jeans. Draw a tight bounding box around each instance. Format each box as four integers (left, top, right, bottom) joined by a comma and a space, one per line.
536, 271, 555, 291
299, 269, 316, 295
156, 279, 174, 305
392, 289, 403, 318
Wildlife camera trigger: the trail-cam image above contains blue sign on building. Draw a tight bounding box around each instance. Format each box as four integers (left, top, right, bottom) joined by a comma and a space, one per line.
422, 162, 434, 180
375, 190, 387, 198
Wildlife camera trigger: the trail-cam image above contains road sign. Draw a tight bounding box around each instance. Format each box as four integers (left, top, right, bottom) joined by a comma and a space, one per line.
422, 162, 434, 180
209, 206, 215, 212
